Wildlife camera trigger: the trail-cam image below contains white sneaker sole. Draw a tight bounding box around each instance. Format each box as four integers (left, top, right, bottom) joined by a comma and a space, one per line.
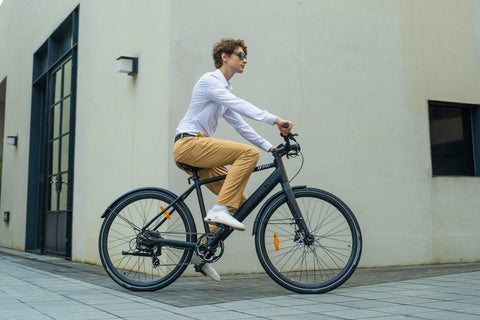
204, 218, 245, 231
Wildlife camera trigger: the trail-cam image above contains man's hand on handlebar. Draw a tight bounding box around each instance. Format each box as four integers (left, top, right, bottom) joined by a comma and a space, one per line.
275, 118, 293, 136
269, 119, 299, 156
269, 119, 293, 152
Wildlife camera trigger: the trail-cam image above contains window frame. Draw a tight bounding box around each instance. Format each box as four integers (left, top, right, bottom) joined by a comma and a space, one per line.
428, 100, 479, 177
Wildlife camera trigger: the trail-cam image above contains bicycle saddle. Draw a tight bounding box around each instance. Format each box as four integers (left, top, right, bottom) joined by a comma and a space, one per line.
177, 162, 202, 174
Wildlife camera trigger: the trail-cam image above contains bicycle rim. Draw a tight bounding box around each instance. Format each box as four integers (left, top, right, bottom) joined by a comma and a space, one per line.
99, 190, 196, 291
256, 188, 362, 293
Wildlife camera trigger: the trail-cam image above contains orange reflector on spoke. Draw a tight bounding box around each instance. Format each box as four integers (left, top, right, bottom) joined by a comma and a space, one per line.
273, 233, 279, 251
160, 206, 171, 220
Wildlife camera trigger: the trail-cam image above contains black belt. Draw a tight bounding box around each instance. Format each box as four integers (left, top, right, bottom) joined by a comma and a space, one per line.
174, 133, 196, 143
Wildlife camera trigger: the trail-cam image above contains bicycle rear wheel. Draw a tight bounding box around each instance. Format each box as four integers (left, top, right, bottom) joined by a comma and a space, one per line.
99, 189, 196, 291
255, 187, 362, 294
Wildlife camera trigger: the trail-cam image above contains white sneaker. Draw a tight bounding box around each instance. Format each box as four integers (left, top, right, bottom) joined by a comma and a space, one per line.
199, 263, 221, 282
204, 209, 246, 231
191, 255, 221, 282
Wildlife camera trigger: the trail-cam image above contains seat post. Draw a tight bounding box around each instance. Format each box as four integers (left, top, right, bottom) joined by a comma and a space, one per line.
177, 162, 211, 233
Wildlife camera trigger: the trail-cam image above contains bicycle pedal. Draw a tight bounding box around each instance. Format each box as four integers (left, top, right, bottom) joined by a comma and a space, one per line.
194, 263, 205, 273
213, 223, 233, 231
206, 222, 228, 230
208, 224, 220, 233
214, 222, 230, 228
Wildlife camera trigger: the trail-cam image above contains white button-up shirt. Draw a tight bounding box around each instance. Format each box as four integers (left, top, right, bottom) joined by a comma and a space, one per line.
175, 69, 277, 151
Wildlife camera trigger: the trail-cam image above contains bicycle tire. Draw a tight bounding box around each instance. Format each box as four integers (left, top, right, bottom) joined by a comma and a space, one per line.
255, 187, 362, 294
99, 189, 196, 291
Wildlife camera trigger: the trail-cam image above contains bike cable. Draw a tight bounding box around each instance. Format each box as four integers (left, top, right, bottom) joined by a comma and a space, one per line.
289, 150, 304, 183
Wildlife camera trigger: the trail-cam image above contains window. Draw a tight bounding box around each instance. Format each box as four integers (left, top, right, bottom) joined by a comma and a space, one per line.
428, 101, 480, 176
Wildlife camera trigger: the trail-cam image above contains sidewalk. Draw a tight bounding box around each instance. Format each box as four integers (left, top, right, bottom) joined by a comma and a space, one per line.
0, 247, 479, 320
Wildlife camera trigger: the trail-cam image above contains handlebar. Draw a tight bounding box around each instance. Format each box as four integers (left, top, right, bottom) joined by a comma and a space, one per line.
272, 130, 301, 158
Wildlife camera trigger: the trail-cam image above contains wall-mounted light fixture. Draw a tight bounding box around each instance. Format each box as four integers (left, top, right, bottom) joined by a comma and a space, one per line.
116, 56, 138, 76
3, 211, 10, 223
6, 136, 17, 146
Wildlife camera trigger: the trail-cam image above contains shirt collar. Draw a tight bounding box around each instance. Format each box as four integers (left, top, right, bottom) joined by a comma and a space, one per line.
214, 69, 233, 90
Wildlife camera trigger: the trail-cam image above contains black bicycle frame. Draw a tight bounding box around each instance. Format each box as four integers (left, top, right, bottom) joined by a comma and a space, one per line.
141, 152, 312, 251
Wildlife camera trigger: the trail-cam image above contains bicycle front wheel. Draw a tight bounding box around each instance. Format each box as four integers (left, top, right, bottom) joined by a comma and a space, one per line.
99, 189, 196, 291
255, 187, 362, 294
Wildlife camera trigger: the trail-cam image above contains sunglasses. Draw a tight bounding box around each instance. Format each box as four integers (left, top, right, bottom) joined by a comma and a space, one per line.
233, 51, 247, 60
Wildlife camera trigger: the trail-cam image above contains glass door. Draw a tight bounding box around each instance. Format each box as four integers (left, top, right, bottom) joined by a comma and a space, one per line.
44, 58, 73, 255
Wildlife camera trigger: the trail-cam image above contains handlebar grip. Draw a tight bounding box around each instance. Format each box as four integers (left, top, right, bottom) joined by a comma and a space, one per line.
282, 123, 289, 128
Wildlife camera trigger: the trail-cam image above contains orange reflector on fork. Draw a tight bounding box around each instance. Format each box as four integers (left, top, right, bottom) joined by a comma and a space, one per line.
160, 206, 171, 220
274, 233, 279, 251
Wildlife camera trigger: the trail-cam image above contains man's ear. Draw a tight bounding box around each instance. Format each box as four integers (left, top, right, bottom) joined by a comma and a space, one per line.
221, 52, 228, 62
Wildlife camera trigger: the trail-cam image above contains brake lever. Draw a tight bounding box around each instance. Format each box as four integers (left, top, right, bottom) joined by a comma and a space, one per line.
289, 133, 298, 143
278, 123, 299, 158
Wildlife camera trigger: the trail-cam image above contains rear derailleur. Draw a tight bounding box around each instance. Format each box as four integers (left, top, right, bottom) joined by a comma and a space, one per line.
121, 230, 162, 267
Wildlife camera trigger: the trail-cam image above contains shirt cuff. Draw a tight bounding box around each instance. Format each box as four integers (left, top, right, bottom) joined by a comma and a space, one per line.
264, 113, 278, 125
260, 140, 274, 152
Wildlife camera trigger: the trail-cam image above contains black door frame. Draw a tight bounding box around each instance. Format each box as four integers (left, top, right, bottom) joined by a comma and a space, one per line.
26, 7, 78, 259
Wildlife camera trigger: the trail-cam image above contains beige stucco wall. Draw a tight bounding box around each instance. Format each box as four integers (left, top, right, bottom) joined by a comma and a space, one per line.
402, 0, 480, 264
71, 0, 171, 264
167, 0, 480, 272
0, 0, 82, 250
0, 0, 479, 274
0, 0, 172, 263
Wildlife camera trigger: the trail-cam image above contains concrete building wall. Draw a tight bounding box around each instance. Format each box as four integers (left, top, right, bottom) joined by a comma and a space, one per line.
71, 0, 171, 263
402, 0, 480, 264
0, 0, 81, 250
0, 0, 479, 274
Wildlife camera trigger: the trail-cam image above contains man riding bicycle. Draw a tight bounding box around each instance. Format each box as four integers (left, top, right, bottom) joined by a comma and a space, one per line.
173, 38, 292, 281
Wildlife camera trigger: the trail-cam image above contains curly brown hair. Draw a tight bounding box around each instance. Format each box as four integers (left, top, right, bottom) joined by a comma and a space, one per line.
212, 38, 247, 69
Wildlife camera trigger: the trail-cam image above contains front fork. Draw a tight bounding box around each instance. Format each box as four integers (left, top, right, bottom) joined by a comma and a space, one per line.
278, 155, 315, 245
281, 182, 315, 245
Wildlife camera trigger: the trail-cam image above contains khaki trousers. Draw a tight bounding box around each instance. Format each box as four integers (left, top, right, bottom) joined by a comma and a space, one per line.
173, 134, 260, 212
